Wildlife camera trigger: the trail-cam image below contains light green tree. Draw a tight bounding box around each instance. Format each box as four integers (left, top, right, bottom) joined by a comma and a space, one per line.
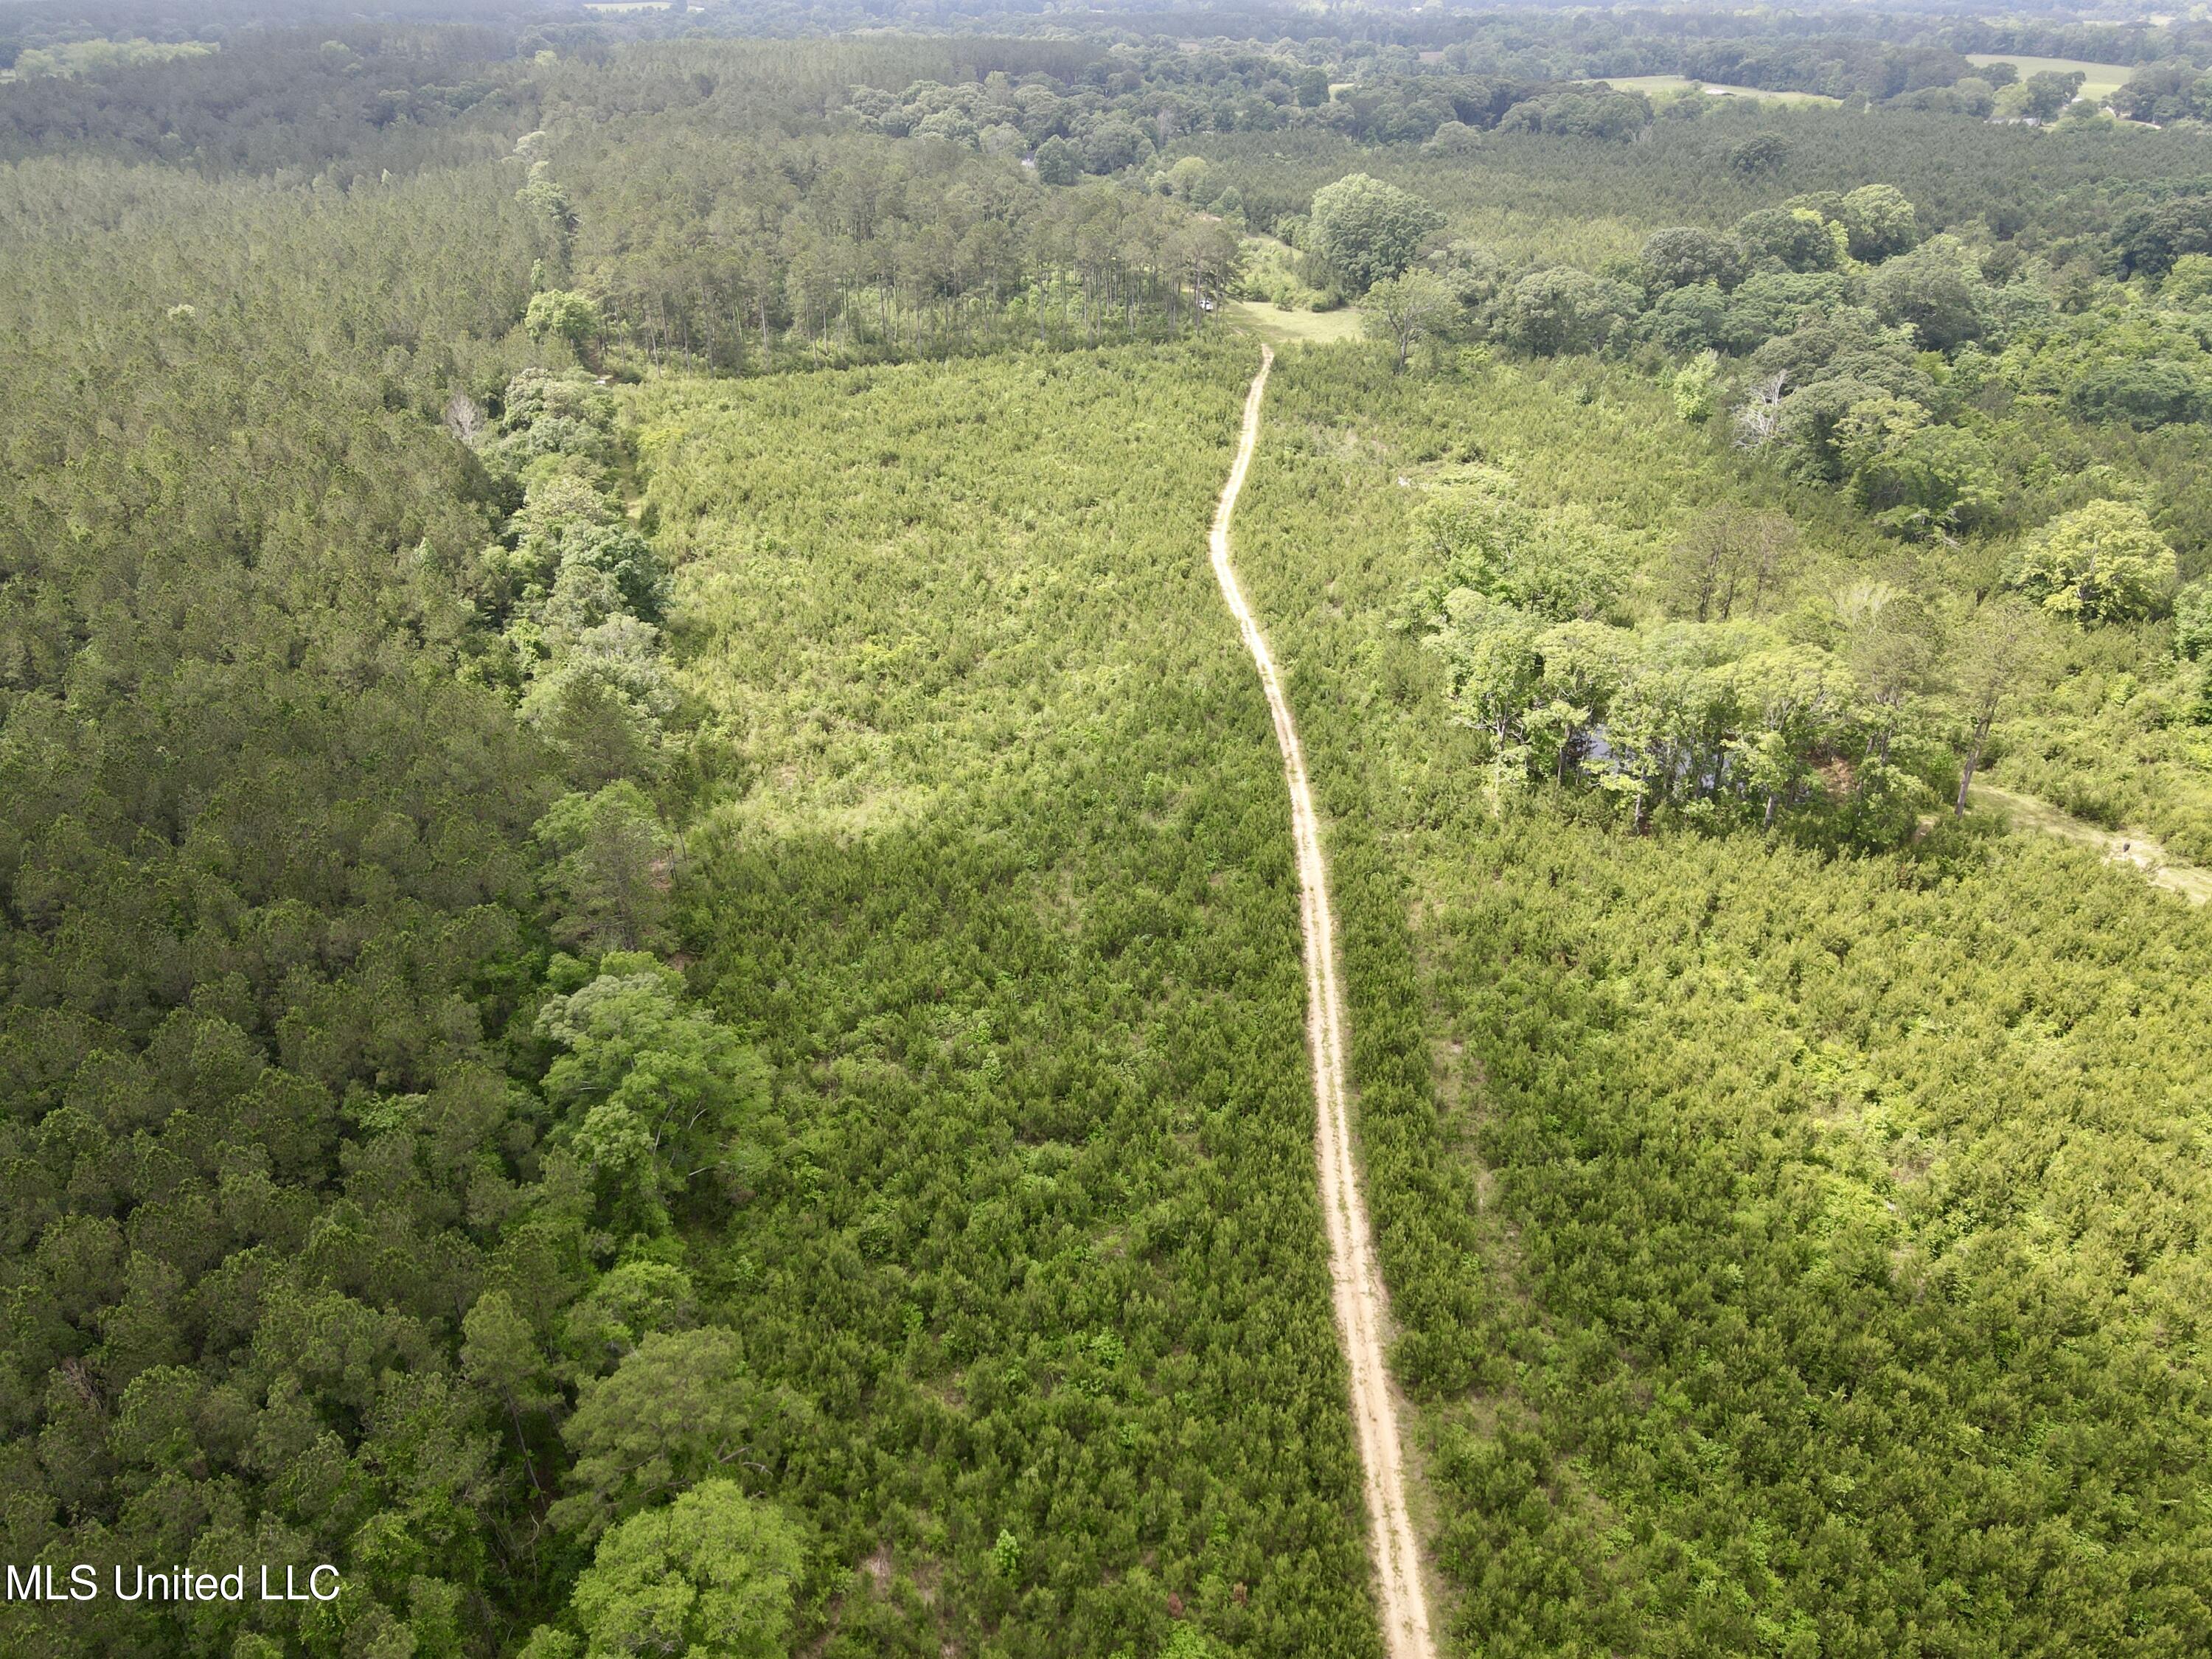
1414, 467, 1624, 620
1867, 237, 1989, 350
2012, 69, 2087, 122
1152, 156, 1214, 202
527, 289, 604, 354
1661, 504, 1798, 622
568, 1480, 804, 1659
553, 1328, 812, 1540
1424, 588, 1544, 815
1361, 268, 1453, 372
517, 160, 578, 237
1831, 580, 1938, 764
536, 959, 771, 1224
1950, 594, 2048, 813
1846, 416, 2001, 540
1837, 184, 1919, 262
2173, 576, 2212, 660
1306, 173, 1445, 292
521, 616, 678, 785
1732, 206, 1841, 274
1531, 618, 1630, 785
1725, 647, 1860, 826
2005, 499, 2179, 623
563, 1262, 700, 1377
1670, 350, 1721, 424
1639, 226, 1742, 293
2164, 253, 2212, 306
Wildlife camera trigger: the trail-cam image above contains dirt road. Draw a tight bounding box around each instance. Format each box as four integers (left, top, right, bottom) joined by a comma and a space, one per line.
1207, 346, 1438, 1659
1969, 782, 2211, 903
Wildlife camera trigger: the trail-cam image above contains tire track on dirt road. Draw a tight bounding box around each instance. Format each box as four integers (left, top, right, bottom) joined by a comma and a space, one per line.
1206, 344, 1437, 1659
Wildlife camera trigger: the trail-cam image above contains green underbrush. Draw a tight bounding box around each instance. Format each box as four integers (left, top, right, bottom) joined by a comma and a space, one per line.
1234, 344, 2212, 1657
629, 342, 1382, 1657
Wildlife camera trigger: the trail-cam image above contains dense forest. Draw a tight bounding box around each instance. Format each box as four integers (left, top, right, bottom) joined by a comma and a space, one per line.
3, 0, 2211, 1655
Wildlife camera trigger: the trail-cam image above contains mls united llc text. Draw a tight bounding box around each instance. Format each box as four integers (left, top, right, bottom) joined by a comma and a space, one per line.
5, 1564, 341, 1604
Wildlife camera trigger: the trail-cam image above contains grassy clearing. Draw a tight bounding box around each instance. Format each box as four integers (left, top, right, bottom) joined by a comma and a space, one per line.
1970, 782, 2212, 902
1703, 83, 1840, 106
1222, 299, 1363, 345
1598, 74, 1699, 94
1600, 74, 1840, 106
1966, 53, 2135, 100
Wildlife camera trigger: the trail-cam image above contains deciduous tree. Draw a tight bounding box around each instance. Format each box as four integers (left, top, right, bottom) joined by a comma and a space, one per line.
1362, 268, 1453, 371
2005, 499, 2179, 623
566, 1480, 804, 1659
1306, 173, 1444, 293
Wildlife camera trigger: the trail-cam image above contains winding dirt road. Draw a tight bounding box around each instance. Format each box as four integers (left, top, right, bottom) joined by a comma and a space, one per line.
1208, 347, 1438, 1659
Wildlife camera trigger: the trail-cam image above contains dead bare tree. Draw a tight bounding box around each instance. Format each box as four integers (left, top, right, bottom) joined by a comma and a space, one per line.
1732, 370, 1788, 449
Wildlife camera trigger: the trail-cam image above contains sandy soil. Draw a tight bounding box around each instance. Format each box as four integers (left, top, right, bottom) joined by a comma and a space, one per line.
1206, 347, 1438, 1659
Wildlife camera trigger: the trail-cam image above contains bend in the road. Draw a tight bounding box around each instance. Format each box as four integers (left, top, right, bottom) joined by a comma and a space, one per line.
1206, 345, 1437, 1659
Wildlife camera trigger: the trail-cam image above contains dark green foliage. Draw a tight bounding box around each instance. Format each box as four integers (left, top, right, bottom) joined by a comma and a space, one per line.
1498, 268, 1640, 355
1726, 133, 1788, 175
0, 153, 588, 1658
0, 24, 528, 178
1865, 242, 1985, 349
1733, 206, 1841, 274
1034, 133, 1078, 183
1639, 282, 1730, 352
1495, 86, 1651, 143
2117, 192, 2212, 277
534, 785, 672, 954
1306, 172, 1445, 293
1190, 109, 2212, 273
0, 80, 733, 1659
2112, 60, 2212, 126
1639, 225, 1744, 294
2070, 359, 2210, 428
1722, 271, 1853, 347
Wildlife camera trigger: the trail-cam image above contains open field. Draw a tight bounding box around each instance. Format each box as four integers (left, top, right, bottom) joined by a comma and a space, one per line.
1599, 73, 1841, 106
1966, 52, 2135, 100
1222, 298, 1363, 345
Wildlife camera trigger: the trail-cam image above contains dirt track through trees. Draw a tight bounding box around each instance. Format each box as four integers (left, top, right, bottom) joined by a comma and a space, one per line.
1207, 346, 1438, 1659
1969, 782, 2212, 903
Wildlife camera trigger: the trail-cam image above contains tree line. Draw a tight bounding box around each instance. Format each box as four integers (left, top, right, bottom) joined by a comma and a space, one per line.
0, 105, 803, 1658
